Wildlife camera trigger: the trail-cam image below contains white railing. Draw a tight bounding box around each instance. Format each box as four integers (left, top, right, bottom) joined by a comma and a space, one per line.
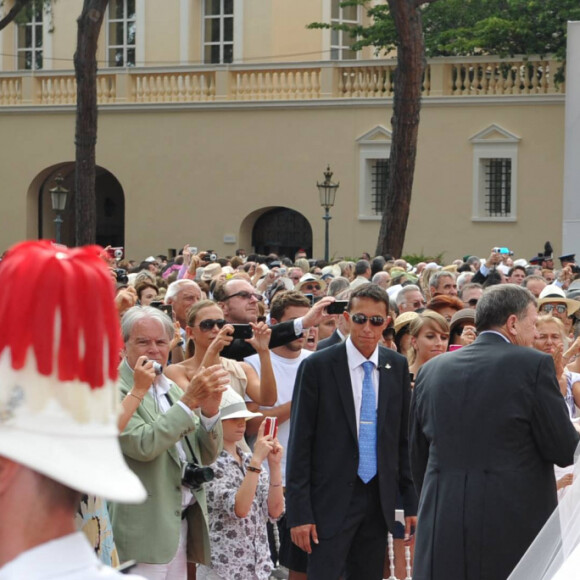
0, 56, 564, 107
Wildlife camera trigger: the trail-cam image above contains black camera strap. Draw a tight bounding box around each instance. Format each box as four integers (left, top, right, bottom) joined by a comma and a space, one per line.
164, 392, 199, 465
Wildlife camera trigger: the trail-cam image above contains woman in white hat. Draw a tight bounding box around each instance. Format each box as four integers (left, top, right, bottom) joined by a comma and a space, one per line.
197, 387, 284, 580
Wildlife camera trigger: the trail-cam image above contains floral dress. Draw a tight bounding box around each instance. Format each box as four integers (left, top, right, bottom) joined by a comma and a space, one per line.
197, 447, 283, 580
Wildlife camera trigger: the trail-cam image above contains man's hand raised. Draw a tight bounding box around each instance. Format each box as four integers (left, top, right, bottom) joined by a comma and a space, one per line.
301, 296, 335, 329
181, 364, 229, 417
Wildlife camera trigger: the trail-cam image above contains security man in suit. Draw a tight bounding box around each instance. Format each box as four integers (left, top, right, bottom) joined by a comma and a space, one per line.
109, 306, 228, 580
286, 283, 417, 580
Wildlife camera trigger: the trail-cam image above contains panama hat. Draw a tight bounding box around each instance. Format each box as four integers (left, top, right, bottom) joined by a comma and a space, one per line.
219, 386, 263, 421
537, 284, 580, 317
0, 241, 146, 504
295, 273, 326, 293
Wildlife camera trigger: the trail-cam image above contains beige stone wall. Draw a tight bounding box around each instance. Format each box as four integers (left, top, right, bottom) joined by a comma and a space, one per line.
0, 95, 565, 262
0, 2, 567, 262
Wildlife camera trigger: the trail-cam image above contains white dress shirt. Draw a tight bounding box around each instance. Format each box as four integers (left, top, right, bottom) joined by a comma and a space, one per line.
345, 337, 380, 435
0, 532, 145, 579
148, 373, 219, 510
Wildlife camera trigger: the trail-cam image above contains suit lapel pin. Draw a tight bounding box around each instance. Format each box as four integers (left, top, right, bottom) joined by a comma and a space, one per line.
385, 363, 391, 369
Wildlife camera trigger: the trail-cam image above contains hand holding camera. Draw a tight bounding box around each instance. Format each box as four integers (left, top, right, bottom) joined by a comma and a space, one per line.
133, 356, 160, 394
253, 417, 283, 467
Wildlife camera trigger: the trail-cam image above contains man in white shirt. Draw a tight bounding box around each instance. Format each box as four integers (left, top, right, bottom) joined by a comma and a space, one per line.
0, 241, 147, 580
245, 290, 313, 580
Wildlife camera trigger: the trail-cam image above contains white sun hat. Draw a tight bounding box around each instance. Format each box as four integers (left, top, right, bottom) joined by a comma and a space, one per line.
0, 241, 146, 504
219, 386, 263, 421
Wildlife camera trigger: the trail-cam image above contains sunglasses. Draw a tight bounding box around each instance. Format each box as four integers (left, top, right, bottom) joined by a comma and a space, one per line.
302, 284, 321, 291
223, 291, 264, 302
351, 313, 386, 327
541, 304, 567, 315
466, 298, 479, 307
196, 318, 226, 331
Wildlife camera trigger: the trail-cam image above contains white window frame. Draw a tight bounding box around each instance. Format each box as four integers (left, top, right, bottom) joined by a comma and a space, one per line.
202, 0, 238, 65
106, 0, 138, 67
470, 124, 520, 222
356, 126, 392, 220
15, 0, 46, 71
330, 0, 361, 61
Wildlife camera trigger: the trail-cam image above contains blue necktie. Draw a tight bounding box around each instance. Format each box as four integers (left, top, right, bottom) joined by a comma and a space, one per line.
358, 361, 377, 483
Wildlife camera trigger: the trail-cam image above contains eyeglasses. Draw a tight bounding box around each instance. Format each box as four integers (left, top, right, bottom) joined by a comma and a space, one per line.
223, 291, 263, 302
302, 284, 321, 291
541, 304, 567, 315
195, 319, 226, 331
351, 313, 386, 327
406, 300, 426, 309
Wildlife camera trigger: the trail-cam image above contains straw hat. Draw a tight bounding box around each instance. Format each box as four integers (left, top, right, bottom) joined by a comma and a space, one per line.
537, 284, 580, 317
0, 241, 146, 504
295, 273, 327, 293
219, 387, 263, 421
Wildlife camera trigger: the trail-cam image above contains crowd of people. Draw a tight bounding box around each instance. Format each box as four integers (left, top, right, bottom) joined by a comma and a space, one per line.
2, 240, 580, 580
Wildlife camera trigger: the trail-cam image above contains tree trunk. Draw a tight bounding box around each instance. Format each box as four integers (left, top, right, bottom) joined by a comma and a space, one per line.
74, 0, 108, 246
375, 0, 426, 258
0, 0, 34, 31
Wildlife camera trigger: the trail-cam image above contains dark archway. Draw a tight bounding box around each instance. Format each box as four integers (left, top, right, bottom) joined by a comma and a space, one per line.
36, 164, 125, 247
252, 207, 312, 258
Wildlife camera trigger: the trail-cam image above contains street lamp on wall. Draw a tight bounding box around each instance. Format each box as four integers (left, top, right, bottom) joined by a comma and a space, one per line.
317, 165, 339, 262
49, 174, 69, 245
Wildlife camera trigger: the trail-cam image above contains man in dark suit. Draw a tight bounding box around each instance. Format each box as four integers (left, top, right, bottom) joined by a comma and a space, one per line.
214, 279, 332, 360
410, 284, 580, 580
316, 311, 350, 351
286, 283, 417, 580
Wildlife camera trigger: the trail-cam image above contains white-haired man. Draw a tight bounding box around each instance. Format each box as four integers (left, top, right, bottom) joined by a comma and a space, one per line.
165, 279, 203, 328
109, 306, 227, 579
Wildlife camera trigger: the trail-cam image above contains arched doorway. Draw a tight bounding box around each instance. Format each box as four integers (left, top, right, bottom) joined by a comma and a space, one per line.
33, 163, 125, 247
251, 207, 312, 258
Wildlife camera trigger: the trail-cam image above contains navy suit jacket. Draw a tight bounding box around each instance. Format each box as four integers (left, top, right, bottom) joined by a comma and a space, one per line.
410, 332, 580, 580
316, 329, 343, 351
286, 342, 417, 539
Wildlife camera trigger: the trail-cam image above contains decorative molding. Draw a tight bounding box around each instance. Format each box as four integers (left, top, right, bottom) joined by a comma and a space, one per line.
469, 123, 521, 144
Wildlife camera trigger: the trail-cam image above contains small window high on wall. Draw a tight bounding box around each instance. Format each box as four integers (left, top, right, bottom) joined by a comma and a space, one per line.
16, 1, 44, 70
108, 0, 136, 67
203, 0, 234, 64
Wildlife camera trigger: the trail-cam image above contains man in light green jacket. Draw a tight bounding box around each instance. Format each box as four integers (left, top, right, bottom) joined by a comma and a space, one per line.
109, 306, 228, 579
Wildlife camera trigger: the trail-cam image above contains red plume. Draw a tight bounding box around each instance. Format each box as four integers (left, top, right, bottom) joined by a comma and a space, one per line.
0, 241, 121, 389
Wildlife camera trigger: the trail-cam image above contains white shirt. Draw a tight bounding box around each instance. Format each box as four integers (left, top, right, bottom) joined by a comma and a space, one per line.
245, 349, 312, 485
0, 532, 145, 580
345, 336, 379, 435
148, 373, 220, 509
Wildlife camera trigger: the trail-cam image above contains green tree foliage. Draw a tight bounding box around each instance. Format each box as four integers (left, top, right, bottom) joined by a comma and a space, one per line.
309, 0, 580, 61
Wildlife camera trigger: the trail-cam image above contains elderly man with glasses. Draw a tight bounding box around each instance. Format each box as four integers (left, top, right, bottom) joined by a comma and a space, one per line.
537, 284, 580, 338
214, 279, 333, 361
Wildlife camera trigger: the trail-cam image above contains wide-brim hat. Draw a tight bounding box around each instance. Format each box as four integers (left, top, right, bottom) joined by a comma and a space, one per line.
0, 241, 146, 504
537, 284, 580, 316
449, 309, 476, 337
296, 273, 326, 293
201, 262, 223, 281
394, 311, 420, 335
219, 386, 263, 421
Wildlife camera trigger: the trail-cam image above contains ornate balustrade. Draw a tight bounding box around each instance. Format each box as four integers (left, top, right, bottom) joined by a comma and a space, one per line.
0, 56, 564, 107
